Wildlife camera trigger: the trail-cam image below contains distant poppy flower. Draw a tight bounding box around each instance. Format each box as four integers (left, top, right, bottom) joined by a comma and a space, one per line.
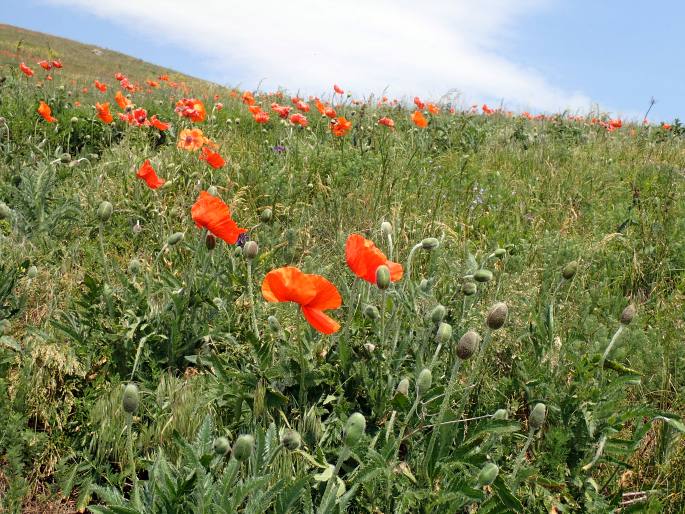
46, 75, 53, 81
331, 116, 352, 137
324, 107, 337, 119
427, 103, 439, 115
482, 104, 494, 115
414, 96, 425, 110
295, 100, 310, 113
177, 128, 209, 151
378, 117, 395, 129
115, 72, 124, 81
37, 101, 57, 123
130, 108, 148, 126
248, 104, 262, 115
345, 234, 403, 284
51, 59, 62, 69
120, 77, 135, 92
215, 102, 223, 111
270, 102, 290, 118
159, 74, 169, 81
253, 111, 270, 124
314, 98, 326, 115
411, 110, 428, 128
37, 60, 51, 70
136, 160, 165, 189
608, 119, 622, 131
150, 115, 169, 131
175, 98, 206, 122
94, 80, 107, 92
19, 62, 34, 77
242, 91, 255, 105
191, 191, 246, 244
200, 146, 225, 169
289, 113, 308, 127
333, 84, 344, 94
114, 91, 130, 110
262, 266, 342, 334
146, 79, 159, 88
95, 102, 113, 124
663, 123, 672, 130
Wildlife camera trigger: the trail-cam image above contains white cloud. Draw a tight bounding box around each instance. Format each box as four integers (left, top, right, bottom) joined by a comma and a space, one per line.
44, 0, 592, 113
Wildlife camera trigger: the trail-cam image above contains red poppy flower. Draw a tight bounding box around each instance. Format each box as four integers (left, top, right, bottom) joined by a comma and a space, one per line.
333, 84, 344, 94
215, 102, 224, 111
37, 60, 51, 70
378, 117, 395, 129
411, 110, 428, 128
345, 234, 403, 284
253, 111, 270, 123
414, 96, 425, 110
46, 75, 53, 81
242, 91, 255, 105
324, 107, 337, 119
132, 107, 148, 126
482, 104, 494, 115
295, 100, 310, 113
114, 91, 130, 110
94, 80, 107, 92
262, 266, 342, 334
289, 113, 308, 127
331, 116, 352, 137
270, 103, 290, 118
136, 160, 165, 189
115, 72, 125, 81
248, 104, 262, 115
200, 146, 226, 169
19, 62, 34, 77
159, 74, 169, 81
96, 102, 113, 124
314, 98, 326, 115
191, 191, 246, 244
146, 79, 159, 88
51, 59, 62, 69
175, 98, 206, 122
150, 115, 169, 131
608, 119, 622, 131
37, 101, 57, 123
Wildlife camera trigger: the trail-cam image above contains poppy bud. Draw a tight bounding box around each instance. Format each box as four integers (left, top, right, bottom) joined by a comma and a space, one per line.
457, 330, 481, 360
562, 260, 578, 280
0, 319, 10, 335
421, 238, 440, 250
213, 436, 230, 455
243, 241, 259, 260
419, 279, 431, 293
128, 258, 141, 275
396, 378, 410, 396
234, 246, 243, 257
430, 305, 446, 324
529, 403, 546, 429
363, 304, 380, 320
375, 265, 391, 290
281, 429, 301, 451
205, 233, 216, 250
0, 202, 11, 220
207, 186, 218, 196
477, 463, 499, 486
364, 342, 376, 353
132, 220, 142, 235
344, 412, 366, 447
486, 302, 508, 330
494, 248, 507, 258
436, 322, 453, 344
260, 208, 272, 223
620, 304, 636, 325
167, 232, 184, 246
27, 265, 38, 279
381, 221, 393, 236
122, 383, 139, 414
474, 269, 493, 283
232, 434, 254, 462
60, 152, 71, 163
97, 201, 113, 222
417, 368, 432, 397
268, 315, 281, 332
462, 282, 477, 296
70, 117, 78, 124
492, 408, 508, 420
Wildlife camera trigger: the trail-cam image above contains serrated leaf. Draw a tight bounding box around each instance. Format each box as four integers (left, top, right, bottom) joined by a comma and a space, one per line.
314, 464, 335, 482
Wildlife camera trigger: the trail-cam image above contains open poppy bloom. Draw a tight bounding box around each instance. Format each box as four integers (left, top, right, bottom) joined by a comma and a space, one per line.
378, 117, 395, 129
262, 266, 342, 334
146, 79, 159, 88
150, 115, 170, 131
51, 59, 63, 69
242, 91, 255, 105
191, 191, 246, 244
270, 103, 290, 118
95, 102, 113, 124
94, 80, 107, 92
427, 103, 440, 115
136, 160, 165, 189
331, 116, 352, 137
289, 113, 308, 127
114, 91, 131, 110
333, 84, 344, 95
295, 100, 310, 113
345, 234, 403, 284
175, 98, 206, 122
482, 104, 494, 115
159, 74, 169, 81
19, 62, 34, 77
115, 72, 124, 81
314, 98, 326, 115
253, 111, 270, 124
324, 107, 337, 119
37, 60, 51, 71
414, 96, 425, 110
37, 101, 57, 123
411, 110, 428, 128
177, 128, 210, 151
199, 146, 225, 169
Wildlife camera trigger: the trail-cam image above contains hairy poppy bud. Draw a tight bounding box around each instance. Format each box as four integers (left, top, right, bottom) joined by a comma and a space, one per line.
419, 278, 431, 293
462, 281, 477, 296
396, 378, 410, 396
122, 383, 139, 414
375, 265, 391, 290
492, 408, 508, 420
260, 208, 272, 223
494, 248, 507, 258
243, 241, 259, 260
207, 185, 218, 196
281, 429, 301, 451
457, 330, 481, 360
620, 304, 636, 325
232, 434, 255, 462
562, 260, 578, 280
430, 305, 446, 324
477, 463, 499, 486
474, 269, 493, 283
167, 232, 184, 246
60, 152, 71, 163
27, 265, 38, 279
205, 233, 216, 250
97, 201, 113, 222
421, 237, 440, 250
436, 322, 453, 344
0, 202, 11, 220
268, 315, 281, 332
381, 221, 393, 236
363, 304, 380, 320
132, 220, 142, 235
486, 302, 508, 330
344, 412, 366, 447
70, 116, 78, 123
417, 368, 432, 397
213, 436, 230, 455
529, 403, 546, 429
128, 259, 141, 275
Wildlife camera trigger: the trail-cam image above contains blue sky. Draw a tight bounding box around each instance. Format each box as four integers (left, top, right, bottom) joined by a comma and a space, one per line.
3, 0, 683, 121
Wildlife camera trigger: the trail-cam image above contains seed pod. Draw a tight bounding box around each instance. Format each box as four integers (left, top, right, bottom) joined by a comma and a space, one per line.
417, 368, 432, 397
562, 260, 578, 280
213, 436, 230, 455
128, 259, 141, 275
375, 265, 391, 290
363, 304, 380, 320
97, 201, 113, 222
205, 233, 216, 250
207, 185, 218, 196
486, 302, 508, 330
281, 429, 302, 451
462, 282, 477, 296
268, 315, 281, 332
430, 305, 446, 324
457, 330, 481, 360
477, 463, 499, 486
435, 322, 453, 344
260, 208, 273, 223
474, 269, 493, 283
381, 221, 393, 236
396, 378, 410, 396
492, 408, 508, 420
167, 232, 184, 246
243, 241, 259, 260
620, 304, 636, 325
494, 248, 507, 258
421, 237, 440, 250
27, 265, 38, 279
344, 412, 366, 447
0, 202, 11, 220
232, 434, 255, 462
70, 116, 78, 123
529, 403, 546, 429
122, 383, 139, 414
60, 152, 71, 163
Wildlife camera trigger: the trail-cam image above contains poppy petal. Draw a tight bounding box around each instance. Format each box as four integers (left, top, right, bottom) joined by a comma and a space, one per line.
261, 267, 317, 306
302, 307, 340, 334
305, 275, 342, 310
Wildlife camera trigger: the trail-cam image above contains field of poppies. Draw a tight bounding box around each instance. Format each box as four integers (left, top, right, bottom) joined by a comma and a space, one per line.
2, 34, 685, 514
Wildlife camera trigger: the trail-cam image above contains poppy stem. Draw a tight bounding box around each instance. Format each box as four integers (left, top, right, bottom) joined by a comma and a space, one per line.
246, 260, 259, 339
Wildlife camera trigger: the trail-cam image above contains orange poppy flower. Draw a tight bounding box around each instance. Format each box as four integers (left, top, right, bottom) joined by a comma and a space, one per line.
427, 103, 439, 115
159, 74, 169, 81
114, 91, 131, 110
95, 102, 113, 124
136, 160, 165, 189
270, 103, 290, 118
146, 79, 159, 88
115, 72, 124, 81
324, 107, 337, 119
289, 113, 308, 127
345, 234, 403, 284
262, 266, 342, 334
94, 80, 107, 92
314, 98, 326, 115
191, 191, 246, 244
37, 60, 51, 70
177, 128, 211, 151
37, 101, 57, 123
331, 116, 352, 137
248, 104, 262, 115
175, 98, 206, 122
46, 75, 53, 81
482, 104, 494, 115
19, 62, 34, 77
414, 96, 425, 110
378, 117, 395, 129
242, 91, 255, 105
200, 146, 225, 169
150, 115, 170, 131
411, 110, 428, 128
333, 84, 344, 94
51, 59, 62, 69
253, 111, 270, 123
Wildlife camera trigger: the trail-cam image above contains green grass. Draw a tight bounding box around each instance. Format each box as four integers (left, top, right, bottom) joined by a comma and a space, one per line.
1, 24, 685, 513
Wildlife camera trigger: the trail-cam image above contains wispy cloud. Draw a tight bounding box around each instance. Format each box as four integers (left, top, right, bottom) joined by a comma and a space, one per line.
44, 0, 592, 112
